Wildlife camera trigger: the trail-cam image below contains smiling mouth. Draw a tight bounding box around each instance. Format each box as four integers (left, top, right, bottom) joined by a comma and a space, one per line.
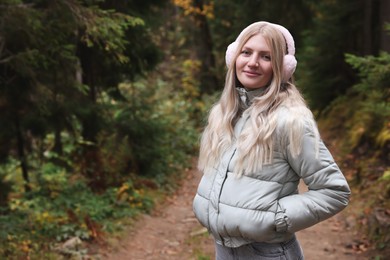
244, 71, 261, 76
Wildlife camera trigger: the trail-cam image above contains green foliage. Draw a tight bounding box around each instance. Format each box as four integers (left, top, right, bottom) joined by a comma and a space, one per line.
319, 52, 389, 171
0, 160, 154, 258
0, 160, 14, 208
197, 256, 211, 260
343, 52, 390, 150
111, 77, 199, 182
380, 169, 390, 198
318, 50, 390, 255
77, 4, 145, 64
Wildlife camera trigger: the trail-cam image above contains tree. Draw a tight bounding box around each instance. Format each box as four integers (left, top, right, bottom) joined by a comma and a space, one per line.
0, 0, 166, 192
0, 1, 50, 192
172, 0, 219, 93
297, 0, 390, 112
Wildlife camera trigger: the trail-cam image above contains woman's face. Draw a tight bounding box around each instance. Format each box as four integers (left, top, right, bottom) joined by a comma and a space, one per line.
235, 34, 273, 90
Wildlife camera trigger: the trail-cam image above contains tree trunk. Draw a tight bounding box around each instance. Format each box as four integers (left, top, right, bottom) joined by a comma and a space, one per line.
15, 115, 31, 192
78, 43, 100, 143
193, 0, 219, 94
363, 0, 390, 55
77, 43, 106, 191
363, 0, 374, 55
380, 0, 390, 52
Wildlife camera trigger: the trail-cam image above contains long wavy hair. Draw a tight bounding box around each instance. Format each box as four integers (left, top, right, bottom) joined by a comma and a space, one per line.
198, 22, 319, 176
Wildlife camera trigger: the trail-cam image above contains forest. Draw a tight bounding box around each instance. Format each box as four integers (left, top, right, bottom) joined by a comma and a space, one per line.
0, 0, 389, 259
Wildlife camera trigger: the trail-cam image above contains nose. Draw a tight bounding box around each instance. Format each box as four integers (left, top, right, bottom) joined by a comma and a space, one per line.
248, 55, 259, 67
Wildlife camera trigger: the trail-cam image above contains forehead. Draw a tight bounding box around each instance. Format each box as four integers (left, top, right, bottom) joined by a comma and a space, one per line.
243, 34, 270, 51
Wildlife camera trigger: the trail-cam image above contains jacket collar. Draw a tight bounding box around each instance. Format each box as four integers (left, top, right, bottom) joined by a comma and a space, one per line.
236, 87, 266, 109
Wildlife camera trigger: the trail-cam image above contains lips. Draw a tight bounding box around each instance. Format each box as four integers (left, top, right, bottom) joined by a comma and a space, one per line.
243, 70, 261, 77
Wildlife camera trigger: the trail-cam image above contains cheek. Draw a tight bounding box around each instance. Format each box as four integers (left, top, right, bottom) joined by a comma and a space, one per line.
265, 64, 273, 77
235, 57, 244, 70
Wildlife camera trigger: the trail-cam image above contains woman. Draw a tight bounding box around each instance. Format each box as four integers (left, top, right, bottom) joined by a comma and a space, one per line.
192, 21, 351, 259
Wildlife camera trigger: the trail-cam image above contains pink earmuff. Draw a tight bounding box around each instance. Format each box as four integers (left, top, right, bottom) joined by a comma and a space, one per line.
225, 22, 297, 83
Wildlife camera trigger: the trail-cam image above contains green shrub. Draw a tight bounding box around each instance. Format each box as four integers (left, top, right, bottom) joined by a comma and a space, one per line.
0, 161, 154, 259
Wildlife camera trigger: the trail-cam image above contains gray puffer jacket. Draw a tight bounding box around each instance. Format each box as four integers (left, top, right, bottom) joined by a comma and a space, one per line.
192, 108, 351, 248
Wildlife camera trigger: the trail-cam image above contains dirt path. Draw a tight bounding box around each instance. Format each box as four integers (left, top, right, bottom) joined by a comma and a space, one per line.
101, 164, 369, 260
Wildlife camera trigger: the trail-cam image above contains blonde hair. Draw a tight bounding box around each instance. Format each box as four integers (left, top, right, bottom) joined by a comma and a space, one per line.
198, 22, 319, 176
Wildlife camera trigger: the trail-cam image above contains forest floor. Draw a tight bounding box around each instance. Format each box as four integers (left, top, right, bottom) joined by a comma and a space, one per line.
95, 159, 379, 260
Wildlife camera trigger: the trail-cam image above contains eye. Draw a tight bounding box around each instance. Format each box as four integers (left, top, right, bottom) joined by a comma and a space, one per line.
240, 49, 251, 56
261, 54, 271, 61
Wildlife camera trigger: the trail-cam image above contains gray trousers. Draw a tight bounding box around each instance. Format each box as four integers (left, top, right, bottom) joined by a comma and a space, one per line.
215, 235, 304, 260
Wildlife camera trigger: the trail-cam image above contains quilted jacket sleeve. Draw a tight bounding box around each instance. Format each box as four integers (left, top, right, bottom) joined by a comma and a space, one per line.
275, 126, 351, 234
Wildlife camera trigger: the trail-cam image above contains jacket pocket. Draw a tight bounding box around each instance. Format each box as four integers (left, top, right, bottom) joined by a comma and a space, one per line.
275, 202, 288, 233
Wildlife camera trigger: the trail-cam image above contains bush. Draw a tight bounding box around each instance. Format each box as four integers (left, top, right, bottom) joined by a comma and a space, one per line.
0, 164, 154, 259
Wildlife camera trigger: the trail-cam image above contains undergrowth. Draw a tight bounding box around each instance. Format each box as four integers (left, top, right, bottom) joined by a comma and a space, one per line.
0, 167, 156, 259
317, 51, 390, 258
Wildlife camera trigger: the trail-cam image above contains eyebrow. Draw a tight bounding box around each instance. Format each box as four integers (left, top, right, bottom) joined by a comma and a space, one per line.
242, 47, 271, 54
